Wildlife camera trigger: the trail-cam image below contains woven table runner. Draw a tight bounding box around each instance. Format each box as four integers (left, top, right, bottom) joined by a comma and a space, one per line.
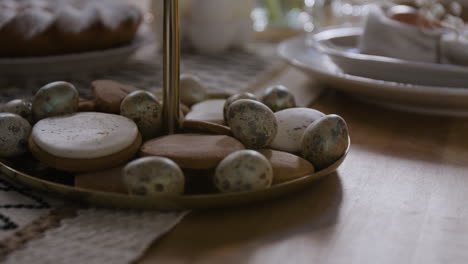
0, 41, 283, 263
0, 42, 283, 101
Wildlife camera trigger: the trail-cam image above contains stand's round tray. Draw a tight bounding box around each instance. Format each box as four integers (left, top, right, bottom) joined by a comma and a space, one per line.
0, 143, 349, 210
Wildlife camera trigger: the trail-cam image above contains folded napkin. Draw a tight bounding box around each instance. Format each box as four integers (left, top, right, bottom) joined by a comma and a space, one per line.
0, 175, 188, 264
358, 5, 440, 63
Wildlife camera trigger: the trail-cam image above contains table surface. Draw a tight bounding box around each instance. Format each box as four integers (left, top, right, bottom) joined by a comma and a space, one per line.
137, 66, 468, 264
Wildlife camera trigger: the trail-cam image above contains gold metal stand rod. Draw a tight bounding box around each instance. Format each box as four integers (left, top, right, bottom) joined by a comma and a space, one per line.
163, 0, 180, 134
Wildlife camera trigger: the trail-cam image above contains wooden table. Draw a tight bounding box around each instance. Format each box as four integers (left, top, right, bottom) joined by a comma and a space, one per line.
138, 67, 468, 264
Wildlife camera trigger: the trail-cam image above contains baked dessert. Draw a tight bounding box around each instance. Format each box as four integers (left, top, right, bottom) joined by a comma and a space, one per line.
0, 0, 142, 57
29, 112, 142, 172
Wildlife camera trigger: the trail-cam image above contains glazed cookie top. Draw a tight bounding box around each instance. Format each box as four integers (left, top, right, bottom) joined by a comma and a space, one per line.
0, 0, 141, 39
31, 112, 139, 159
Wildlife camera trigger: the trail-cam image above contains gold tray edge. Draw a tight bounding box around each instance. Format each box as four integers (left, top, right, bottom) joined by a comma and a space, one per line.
0, 140, 350, 210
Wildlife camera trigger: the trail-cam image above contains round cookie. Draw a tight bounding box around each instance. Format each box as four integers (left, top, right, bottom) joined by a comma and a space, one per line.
75, 166, 126, 194
92, 80, 138, 114
258, 149, 315, 184
30, 112, 141, 172
140, 133, 245, 169
123, 157, 185, 195
0, 113, 31, 158
270, 108, 325, 153
185, 99, 226, 124
182, 120, 232, 136
214, 150, 273, 193
227, 99, 278, 149
78, 99, 96, 112
32, 81, 79, 121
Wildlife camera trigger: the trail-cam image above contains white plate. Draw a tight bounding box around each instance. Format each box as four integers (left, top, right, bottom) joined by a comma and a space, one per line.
0, 38, 145, 78
312, 27, 468, 88
278, 35, 468, 116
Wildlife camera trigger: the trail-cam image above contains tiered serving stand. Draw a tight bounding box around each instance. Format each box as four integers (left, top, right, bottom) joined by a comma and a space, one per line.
0, 0, 349, 210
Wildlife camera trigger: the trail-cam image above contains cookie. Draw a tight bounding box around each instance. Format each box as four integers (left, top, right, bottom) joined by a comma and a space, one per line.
182, 120, 232, 136
258, 149, 315, 184
30, 112, 141, 172
185, 99, 226, 124
140, 133, 245, 169
75, 166, 126, 193
92, 80, 138, 114
78, 99, 96, 112
270, 108, 325, 153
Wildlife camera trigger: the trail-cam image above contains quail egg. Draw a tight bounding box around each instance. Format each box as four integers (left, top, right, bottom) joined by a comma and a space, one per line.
227, 99, 277, 149
214, 150, 273, 193
123, 156, 185, 195
120, 90, 163, 140
32, 81, 79, 121
0, 113, 31, 158
301, 114, 349, 170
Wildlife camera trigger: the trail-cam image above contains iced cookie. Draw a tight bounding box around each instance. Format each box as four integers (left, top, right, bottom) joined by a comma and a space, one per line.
270, 108, 325, 153
140, 133, 245, 169
29, 112, 141, 172
185, 99, 226, 124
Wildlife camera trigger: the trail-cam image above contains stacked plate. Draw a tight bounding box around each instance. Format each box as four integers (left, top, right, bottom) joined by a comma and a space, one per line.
278, 26, 468, 116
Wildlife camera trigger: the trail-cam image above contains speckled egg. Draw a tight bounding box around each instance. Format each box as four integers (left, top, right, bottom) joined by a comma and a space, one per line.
120, 91, 163, 140
223, 92, 257, 123
301, 114, 349, 170
180, 74, 207, 106
1, 99, 33, 123
227, 99, 278, 149
0, 113, 31, 158
32, 81, 79, 121
261, 85, 296, 112
123, 156, 185, 195
271, 108, 325, 153
214, 150, 273, 193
